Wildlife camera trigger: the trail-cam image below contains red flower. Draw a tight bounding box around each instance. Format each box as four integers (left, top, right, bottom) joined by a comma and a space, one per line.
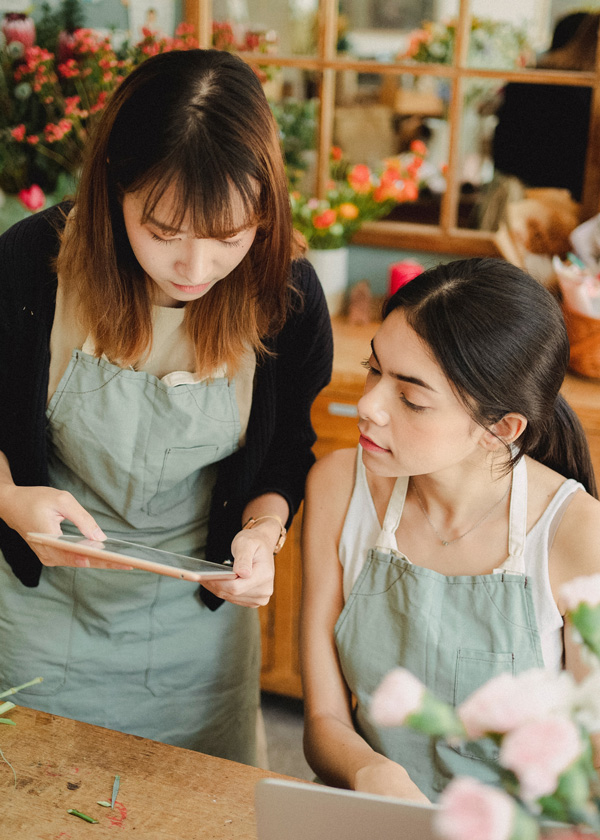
313, 209, 337, 229
347, 164, 372, 194
10, 124, 26, 142
18, 185, 45, 212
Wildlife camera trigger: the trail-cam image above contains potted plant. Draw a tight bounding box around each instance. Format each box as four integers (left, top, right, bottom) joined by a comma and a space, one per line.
291, 142, 426, 314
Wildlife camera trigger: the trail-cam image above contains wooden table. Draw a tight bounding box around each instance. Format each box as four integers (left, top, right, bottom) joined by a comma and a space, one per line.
0, 706, 285, 838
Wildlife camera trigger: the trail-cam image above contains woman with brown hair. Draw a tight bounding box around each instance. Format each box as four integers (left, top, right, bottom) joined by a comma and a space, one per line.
0, 48, 332, 764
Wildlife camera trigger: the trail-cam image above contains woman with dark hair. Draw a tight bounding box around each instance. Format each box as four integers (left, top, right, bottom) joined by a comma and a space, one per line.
485, 12, 599, 220
300, 257, 599, 801
0, 48, 333, 764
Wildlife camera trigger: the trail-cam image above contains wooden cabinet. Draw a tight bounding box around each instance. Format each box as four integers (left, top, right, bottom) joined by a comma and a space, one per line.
259, 317, 372, 698
259, 318, 600, 698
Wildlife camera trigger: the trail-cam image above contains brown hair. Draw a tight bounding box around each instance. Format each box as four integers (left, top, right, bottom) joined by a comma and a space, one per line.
538, 12, 600, 72
57, 49, 295, 375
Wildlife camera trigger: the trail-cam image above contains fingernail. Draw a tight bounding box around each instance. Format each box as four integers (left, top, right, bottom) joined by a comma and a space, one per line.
92, 528, 106, 541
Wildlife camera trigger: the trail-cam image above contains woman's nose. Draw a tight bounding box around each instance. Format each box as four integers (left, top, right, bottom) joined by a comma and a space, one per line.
357, 385, 389, 426
178, 240, 212, 283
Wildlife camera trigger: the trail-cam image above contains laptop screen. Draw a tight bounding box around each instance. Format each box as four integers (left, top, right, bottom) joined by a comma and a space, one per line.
254, 778, 439, 840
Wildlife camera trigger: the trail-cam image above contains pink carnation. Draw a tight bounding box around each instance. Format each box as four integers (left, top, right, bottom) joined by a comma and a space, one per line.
370, 667, 425, 727
458, 668, 575, 739
560, 574, 600, 611
499, 715, 583, 804
435, 777, 516, 840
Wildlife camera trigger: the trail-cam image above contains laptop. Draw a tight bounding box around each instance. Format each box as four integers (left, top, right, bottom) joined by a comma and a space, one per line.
254, 778, 439, 840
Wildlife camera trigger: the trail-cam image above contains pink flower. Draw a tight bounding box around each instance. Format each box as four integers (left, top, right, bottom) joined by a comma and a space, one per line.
2, 13, 35, 49
499, 715, 583, 804
435, 777, 516, 840
370, 667, 425, 726
560, 574, 600, 611
458, 669, 575, 739
18, 185, 45, 212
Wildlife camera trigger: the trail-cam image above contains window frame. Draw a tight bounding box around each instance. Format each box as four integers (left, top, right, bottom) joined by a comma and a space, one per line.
185, 0, 600, 255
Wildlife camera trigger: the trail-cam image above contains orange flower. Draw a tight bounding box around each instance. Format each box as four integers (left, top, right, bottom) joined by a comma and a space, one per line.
330, 145, 343, 162
410, 139, 427, 156
338, 203, 359, 220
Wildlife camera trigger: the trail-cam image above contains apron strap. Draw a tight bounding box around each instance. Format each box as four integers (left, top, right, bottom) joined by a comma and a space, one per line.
376, 476, 409, 551
494, 457, 527, 575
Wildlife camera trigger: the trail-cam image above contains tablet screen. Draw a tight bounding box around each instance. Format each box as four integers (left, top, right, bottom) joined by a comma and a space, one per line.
27, 533, 235, 579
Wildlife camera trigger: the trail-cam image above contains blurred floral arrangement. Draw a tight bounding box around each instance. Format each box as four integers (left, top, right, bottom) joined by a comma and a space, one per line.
404, 17, 532, 69
370, 573, 600, 840
211, 20, 278, 84
403, 17, 533, 110
291, 141, 427, 250
0, 1, 199, 206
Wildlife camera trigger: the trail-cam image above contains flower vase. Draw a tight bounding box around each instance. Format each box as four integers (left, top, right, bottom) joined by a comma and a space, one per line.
307, 247, 349, 317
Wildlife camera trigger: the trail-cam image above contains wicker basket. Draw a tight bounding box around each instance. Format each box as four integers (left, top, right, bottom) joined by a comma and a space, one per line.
561, 303, 600, 379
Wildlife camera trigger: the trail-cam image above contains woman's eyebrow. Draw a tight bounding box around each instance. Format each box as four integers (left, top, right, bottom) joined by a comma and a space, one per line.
371, 339, 437, 392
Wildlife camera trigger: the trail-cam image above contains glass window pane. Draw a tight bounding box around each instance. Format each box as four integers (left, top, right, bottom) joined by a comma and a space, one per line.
339, 0, 436, 61
269, 93, 319, 194
212, 0, 319, 56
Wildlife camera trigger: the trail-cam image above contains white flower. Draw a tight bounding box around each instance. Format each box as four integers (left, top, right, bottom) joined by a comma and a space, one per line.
573, 670, 600, 734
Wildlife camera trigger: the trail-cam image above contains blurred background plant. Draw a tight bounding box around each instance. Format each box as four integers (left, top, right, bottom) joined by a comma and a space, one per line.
0, 0, 198, 202
402, 16, 533, 111
291, 141, 427, 250
404, 16, 532, 69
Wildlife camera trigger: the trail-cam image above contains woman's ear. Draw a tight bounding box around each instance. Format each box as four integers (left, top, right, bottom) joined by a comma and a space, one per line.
481, 413, 528, 450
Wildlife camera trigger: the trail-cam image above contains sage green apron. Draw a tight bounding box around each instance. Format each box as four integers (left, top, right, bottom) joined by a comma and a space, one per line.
334, 458, 545, 801
0, 348, 260, 765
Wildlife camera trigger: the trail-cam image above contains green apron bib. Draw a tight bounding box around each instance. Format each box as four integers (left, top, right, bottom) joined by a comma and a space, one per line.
334, 458, 545, 801
0, 348, 260, 764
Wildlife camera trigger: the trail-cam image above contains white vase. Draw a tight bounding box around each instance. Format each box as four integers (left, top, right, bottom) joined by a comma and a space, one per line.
306, 247, 349, 317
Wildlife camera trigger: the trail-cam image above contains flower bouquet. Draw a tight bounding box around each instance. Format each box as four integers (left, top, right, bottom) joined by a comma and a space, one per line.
370, 574, 600, 840
0, 12, 198, 207
291, 141, 427, 251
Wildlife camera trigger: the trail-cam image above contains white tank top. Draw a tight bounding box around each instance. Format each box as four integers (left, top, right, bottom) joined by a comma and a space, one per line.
339, 446, 584, 672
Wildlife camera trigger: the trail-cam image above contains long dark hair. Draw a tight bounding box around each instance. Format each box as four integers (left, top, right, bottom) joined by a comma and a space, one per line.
57, 49, 294, 376
384, 258, 597, 497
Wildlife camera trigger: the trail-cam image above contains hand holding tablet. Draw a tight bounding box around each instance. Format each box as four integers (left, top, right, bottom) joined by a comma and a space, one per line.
27, 533, 236, 582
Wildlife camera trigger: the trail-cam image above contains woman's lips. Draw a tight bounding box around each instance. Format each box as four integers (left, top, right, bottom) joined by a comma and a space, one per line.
359, 433, 390, 453
171, 281, 212, 293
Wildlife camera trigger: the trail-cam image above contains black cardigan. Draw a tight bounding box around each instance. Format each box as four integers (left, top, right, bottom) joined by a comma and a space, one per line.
0, 205, 333, 608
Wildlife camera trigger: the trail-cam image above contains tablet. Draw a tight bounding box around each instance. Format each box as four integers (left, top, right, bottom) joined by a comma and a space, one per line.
27, 533, 237, 582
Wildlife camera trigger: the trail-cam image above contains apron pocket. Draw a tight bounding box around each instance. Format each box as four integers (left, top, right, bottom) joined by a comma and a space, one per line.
450, 648, 515, 761
146, 445, 219, 515
0, 564, 76, 696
